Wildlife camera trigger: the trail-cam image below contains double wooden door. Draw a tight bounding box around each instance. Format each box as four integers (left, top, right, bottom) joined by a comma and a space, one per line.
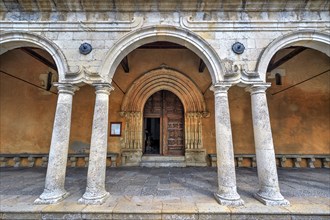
143, 90, 184, 156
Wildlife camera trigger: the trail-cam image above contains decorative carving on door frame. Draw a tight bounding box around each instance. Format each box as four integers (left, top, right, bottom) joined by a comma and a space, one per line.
120, 67, 209, 166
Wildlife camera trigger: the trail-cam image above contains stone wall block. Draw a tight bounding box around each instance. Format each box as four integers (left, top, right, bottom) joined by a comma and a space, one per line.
237, 157, 243, 167
110, 155, 117, 167
294, 158, 301, 168
84, 157, 89, 167
70, 157, 77, 167
13, 157, 20, 167
57, 32, 73, 40
73, 32, 89, 40
42, 156, 48, 167
280, 156, 286, 168
308, 157, 315, 168
0, 157, 7, 167
322, 158, 330, 168
28, 156, 35, 167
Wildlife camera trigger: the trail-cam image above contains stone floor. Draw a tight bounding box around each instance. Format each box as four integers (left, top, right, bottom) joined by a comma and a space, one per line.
0, 167, 329, 219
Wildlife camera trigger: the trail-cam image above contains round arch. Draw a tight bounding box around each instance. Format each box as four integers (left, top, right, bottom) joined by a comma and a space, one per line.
99, 25, 224, 84
121, 67, 207, 114
257, 30, 330, 81
0, 31, 68, 81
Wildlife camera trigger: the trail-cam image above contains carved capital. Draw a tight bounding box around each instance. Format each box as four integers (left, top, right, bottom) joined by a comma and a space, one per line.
93, 83, 114, 95
54, 83, 79, 95
210, 83, 232, 95
120, 111, 141, 118
245, 83, 271, 95
186, 111, 210, 118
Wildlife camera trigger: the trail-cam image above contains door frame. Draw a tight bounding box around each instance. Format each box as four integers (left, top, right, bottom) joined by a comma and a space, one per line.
143, 116, 162, 155
143, 90, 184, 156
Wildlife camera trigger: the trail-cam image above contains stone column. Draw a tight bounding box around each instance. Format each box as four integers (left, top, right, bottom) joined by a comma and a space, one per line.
212, 83, 244, 206
79, 83, 113, 204
247, 83, 289, 206
35, 83, 78, 204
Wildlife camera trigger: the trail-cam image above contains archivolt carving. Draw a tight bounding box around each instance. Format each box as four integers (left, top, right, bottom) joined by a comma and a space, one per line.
120, 67, 208, 151
121, 67, 207, 113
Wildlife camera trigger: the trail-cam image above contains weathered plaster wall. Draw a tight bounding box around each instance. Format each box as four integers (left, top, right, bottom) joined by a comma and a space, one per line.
0, 49, 57, 153
0, 49, 96, 154
268, 49, 330, 154
229, 86, 255, 155
69, 85, 94, 153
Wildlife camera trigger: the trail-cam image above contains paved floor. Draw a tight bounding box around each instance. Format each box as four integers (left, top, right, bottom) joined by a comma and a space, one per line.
0, 167, 329, 219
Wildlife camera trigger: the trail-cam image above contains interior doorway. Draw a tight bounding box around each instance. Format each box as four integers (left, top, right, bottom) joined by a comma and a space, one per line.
143, 90, 184, 156
144, 118, 160, 154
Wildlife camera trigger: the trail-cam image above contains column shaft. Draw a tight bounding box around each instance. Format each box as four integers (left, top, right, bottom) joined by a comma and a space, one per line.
35, 83, 78, 204
79, 83, 113, 204
248, 84, 289, 206
212, 83, 244, 206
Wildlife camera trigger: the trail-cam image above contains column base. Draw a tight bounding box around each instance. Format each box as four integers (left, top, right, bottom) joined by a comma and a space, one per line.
78, 191, 110, 205
254, 192, 290, 206
34, 190, 69, 204
214, 192, 244, 206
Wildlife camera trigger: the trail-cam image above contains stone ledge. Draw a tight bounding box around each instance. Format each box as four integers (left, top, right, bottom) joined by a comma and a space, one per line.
208, 154, 330, 168
0, 153, 118, 168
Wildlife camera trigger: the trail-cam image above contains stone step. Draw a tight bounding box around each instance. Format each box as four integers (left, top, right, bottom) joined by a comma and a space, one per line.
141, 156, 186, 167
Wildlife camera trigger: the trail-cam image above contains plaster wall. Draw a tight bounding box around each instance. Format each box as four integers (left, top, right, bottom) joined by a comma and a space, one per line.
268, 49, 330, 154
0, 49, 57, 153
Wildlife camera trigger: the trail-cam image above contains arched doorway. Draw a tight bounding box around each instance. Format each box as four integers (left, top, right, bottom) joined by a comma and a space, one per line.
120, 67, 208, 166
143, 90, 185, 156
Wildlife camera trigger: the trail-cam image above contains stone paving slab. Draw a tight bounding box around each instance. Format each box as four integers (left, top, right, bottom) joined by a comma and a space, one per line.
0, 167, 329, 219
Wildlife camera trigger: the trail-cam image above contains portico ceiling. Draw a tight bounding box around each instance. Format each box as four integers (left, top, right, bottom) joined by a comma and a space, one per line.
1, 0, 328, 12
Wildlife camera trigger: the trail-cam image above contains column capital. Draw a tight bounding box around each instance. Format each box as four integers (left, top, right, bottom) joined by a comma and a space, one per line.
93, 83, 114, 95
54, 83, 79, 95
246, 83, 271, 95
210, 82, 233, 94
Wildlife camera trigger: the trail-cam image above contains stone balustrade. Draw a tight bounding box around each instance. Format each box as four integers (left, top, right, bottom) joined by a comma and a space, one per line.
208, 154, 330, 168
0, 153, 118, 168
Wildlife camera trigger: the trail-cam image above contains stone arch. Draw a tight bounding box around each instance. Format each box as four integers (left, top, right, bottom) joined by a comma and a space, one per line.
0, 31, 68, 81
99, 25, 224, 84
121, 67, 207, 114
257, 30, 330, 81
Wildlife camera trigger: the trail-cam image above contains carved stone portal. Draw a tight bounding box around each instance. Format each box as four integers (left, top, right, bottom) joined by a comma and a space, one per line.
120, 67, 209, 166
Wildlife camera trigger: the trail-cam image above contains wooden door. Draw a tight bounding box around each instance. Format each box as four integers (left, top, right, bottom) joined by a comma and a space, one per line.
143, 90, 184, 156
